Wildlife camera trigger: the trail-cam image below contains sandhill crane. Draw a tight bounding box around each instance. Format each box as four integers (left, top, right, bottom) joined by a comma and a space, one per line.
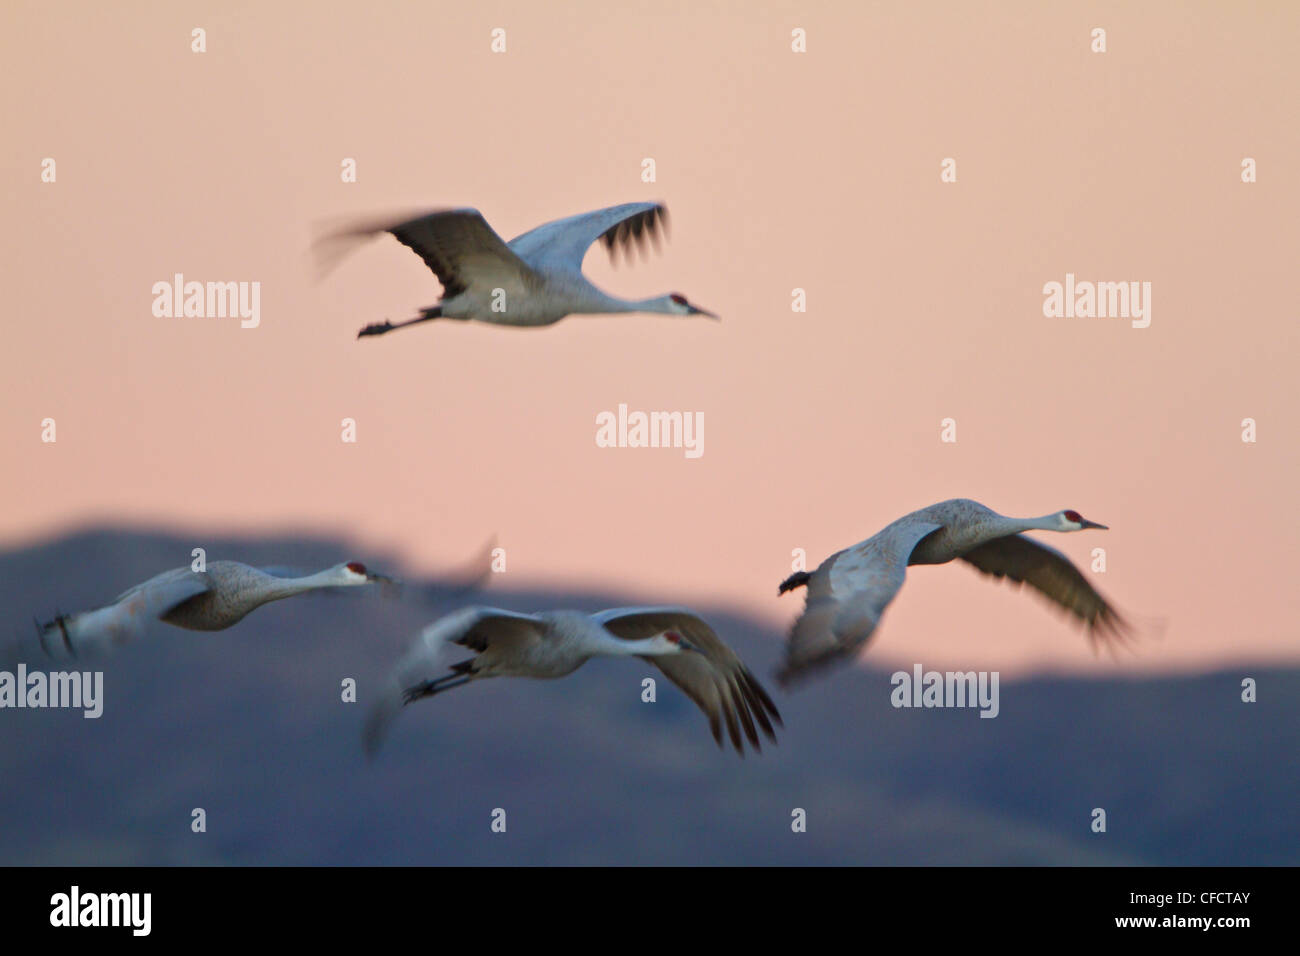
363, 605, 781, 757
36, 561, 395, 659
777, 499, 1133, 684
315, 201, 718, 337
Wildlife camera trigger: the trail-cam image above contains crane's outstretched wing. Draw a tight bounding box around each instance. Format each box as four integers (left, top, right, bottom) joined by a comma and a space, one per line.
362, 606, 543, 758
508, 202, 668, 273
39, 572, 212, 660
594, 606, 781, 755
959, 534, 1132, 651
110, 566, 204, 605
388, 537, 498, 606
315, 208, 540, 298
777, 520, 943, 686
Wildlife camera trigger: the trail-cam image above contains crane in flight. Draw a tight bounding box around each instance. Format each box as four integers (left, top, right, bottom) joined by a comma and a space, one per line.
776, 499, 1134, 685
315, 201, 718, 336
34, 560, 396, 659
363, 605, 781, 757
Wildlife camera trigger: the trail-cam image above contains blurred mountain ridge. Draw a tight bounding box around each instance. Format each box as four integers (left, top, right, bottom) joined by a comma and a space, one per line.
1, 528, 1294, 866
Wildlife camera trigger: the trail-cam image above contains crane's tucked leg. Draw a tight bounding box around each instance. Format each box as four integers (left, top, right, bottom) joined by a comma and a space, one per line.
357, 306, 442, 338
402, 673, 471, 704
778, 571, 811, 595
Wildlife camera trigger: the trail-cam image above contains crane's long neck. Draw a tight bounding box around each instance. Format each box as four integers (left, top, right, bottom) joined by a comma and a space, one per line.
587, 629, 674, 657
1015, 513, 1066, 532
577, 288, 674, 315
620, 295, 676, 314
258, 569, 343, 604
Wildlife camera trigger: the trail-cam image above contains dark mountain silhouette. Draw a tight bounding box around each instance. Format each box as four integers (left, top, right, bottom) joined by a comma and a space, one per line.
1, 529, 1294, 865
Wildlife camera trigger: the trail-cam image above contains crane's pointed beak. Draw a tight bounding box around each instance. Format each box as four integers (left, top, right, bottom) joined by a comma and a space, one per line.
689, 305, 719, 320
680, 639, 702, 653
1081, 519, 1108, 530
365, 571, 402, 596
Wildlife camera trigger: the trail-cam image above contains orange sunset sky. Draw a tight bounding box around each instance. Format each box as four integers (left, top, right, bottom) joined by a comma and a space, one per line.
3, 1, 1297, 676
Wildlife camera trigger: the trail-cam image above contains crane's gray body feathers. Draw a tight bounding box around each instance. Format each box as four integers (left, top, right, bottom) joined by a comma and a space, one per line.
110, 561, 308, 632
365, 603, 780, 757
778, 498, 1129, 684
38, 560, 385, 660
322, 202, 680, 328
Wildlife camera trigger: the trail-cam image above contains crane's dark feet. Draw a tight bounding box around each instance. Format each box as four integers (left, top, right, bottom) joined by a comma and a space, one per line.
777, 570, 811, 595
402, 681, 433, 704
357, 321, 393, 338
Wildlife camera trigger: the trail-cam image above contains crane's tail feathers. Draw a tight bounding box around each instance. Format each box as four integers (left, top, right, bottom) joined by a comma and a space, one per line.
775, 602, 878, 688
774, 635, 855, 687
774, 652, 845, 689
777, 571, 811, 595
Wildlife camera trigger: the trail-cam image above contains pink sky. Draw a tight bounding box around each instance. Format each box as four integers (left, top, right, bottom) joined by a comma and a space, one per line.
4, 1, 1297, 675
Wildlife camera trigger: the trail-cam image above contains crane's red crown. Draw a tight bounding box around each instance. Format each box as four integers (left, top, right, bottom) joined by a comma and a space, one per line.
346, 561, 367, 574
670, 293, 688, 305
1063, 510, 1083, 523
664, 631, 683, 644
